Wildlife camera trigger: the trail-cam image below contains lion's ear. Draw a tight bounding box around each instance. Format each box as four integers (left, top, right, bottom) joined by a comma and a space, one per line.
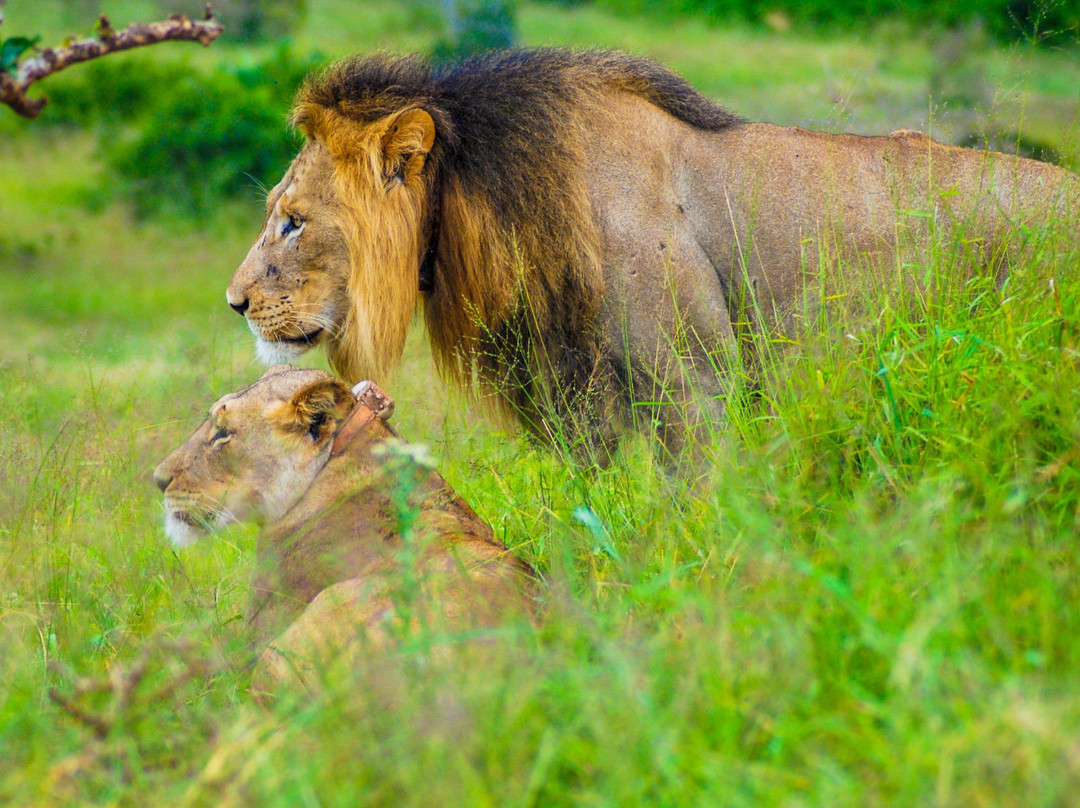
380, 108, 436, 187
273, 378, 355, 444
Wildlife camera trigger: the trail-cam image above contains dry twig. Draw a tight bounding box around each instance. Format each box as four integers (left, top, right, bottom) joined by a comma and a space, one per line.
48, 636, 219, 738
45, 636, 223, 796
0, 2, 223, 118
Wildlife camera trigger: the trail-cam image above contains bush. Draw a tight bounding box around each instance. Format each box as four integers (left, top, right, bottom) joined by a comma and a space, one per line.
33, 55, 200, 128
103, 46, 324, 217
107, 74, 297, 216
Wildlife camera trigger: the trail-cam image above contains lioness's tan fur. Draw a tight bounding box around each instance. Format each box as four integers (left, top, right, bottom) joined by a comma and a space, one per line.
226, 49, 1079, 462
154, 367, 536, 697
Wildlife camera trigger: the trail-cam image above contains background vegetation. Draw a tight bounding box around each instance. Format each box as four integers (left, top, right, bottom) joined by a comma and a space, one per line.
593, 0, 1079, 44
2, 0, 1080, 804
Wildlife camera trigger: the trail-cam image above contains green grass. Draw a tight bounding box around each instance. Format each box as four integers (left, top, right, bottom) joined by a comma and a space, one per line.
3, 1, 1080, 804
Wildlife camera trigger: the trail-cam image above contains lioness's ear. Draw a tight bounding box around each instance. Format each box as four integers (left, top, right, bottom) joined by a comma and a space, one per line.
273, 378, 355, 444
380, 108, 436, 187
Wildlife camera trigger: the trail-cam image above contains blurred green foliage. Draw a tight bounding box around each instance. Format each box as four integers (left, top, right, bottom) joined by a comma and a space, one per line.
37, 46, 324, 216
591, 0, 1078, 43
432, 0, 519, 61
106, 71, 299, 216
210, 0, 310, 43
39, 56, 195, 126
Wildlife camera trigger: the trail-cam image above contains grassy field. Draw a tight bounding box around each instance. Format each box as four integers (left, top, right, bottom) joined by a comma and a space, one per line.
3, 1, 1080, 804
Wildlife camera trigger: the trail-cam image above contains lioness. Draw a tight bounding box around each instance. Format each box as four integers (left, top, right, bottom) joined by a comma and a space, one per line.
226, 49, 1079, 463
153, 366, 537, 696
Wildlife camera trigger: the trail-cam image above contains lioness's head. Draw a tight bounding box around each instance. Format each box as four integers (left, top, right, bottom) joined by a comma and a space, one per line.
153, 367, 355, 548
226, 65, 439, 382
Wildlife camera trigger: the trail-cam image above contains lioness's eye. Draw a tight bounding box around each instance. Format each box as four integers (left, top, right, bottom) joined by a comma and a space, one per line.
210, 427, 231, 446
281, 213, 303, 236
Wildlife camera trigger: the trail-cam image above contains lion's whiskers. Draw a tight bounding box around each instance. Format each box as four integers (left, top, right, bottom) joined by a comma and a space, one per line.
215, 504, 242, 527
290, 308, 347, 341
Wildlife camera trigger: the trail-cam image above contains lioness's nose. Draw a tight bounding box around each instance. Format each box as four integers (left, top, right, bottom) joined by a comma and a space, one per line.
226, 283, 250, 316
153, 466, 173, 493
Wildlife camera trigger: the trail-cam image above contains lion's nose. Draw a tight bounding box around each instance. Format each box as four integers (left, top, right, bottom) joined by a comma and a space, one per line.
229, 298, 250, 316
153, 466, 173, 493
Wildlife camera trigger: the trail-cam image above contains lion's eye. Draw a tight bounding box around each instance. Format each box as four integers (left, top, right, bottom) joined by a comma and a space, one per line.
210, 427, 231, 447
281, 213, 304, 236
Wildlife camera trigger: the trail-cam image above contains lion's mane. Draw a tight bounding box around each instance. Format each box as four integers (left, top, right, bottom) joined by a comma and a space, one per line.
291, 50, 740, 436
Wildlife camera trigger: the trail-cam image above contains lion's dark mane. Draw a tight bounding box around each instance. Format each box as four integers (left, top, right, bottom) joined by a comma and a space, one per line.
296, 49, 740, 449
299, 49, 738, 231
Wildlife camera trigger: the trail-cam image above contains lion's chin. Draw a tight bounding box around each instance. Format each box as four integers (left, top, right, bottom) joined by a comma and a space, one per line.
255, 337, 311, 366
164, 511, 208, 549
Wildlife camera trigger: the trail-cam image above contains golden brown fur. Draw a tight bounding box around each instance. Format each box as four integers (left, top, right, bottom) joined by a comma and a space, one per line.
154, 367, 536, 698
226, 49, 1080, 463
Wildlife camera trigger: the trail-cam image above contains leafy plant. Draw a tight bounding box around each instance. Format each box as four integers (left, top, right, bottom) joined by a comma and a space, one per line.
0, 35, 39, 74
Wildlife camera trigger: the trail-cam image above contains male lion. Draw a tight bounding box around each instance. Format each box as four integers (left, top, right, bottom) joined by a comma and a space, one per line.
153, 366, 536, 697
226, 49, 1079, 463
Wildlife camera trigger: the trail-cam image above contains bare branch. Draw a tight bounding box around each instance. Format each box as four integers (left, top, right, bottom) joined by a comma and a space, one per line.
47, 635, 223, 741
1, 5, 223, 119
49, 688, 113, 739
